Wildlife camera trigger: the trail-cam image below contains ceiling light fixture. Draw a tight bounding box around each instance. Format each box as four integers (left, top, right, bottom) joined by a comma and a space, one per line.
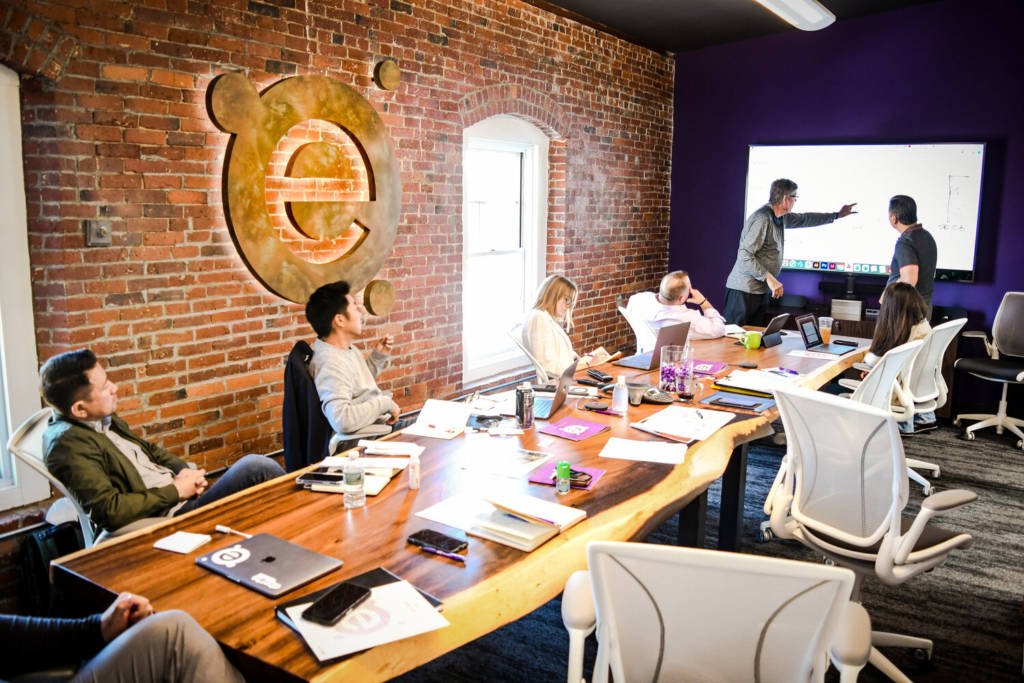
753, 0, 836, 31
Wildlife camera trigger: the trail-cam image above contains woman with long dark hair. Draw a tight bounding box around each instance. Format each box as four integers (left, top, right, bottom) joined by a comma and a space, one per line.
865, 281, 934, 432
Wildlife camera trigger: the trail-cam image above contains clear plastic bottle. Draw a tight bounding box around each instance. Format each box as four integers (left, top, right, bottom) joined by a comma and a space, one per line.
408, 452, 421, 490
343, 451, 365, 509
611, 375, 628, 413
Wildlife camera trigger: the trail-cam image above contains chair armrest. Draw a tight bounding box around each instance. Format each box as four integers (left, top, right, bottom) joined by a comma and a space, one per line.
837, 378, 860, 391
894, 488, 976, 563
962, 330, 995, 357
921, 488, 978, 512
561, 570, 596, 634
830, 601, 872, 672
851, 362, 872, 373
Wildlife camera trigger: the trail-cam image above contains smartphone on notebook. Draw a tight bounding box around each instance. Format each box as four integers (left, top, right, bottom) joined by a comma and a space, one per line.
301, 582, 371, 626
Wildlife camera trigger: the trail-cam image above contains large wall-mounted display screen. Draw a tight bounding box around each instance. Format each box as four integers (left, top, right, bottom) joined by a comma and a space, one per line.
744, 144, 985, 282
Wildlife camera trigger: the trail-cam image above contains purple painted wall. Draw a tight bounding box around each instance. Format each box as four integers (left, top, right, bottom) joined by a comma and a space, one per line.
670, 0, 1024, 327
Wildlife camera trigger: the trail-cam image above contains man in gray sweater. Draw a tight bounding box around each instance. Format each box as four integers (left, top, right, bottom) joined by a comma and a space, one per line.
305, 281, 400, 453
723, 178, 857, 326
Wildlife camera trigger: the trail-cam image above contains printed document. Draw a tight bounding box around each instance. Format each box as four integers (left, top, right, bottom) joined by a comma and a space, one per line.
283, 580, 449, 661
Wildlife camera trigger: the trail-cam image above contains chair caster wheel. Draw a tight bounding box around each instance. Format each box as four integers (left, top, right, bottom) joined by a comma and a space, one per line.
922, 484, 932, 496
1017, 439, 1023, 450
963, 430, 975, 441
822, 557, 836, 566
759, 528, 773, 543
953, 418, 961, 427
912, 647, 932, 662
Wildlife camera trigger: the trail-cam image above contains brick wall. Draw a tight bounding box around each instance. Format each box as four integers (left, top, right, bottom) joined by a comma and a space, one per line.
3, 0, 673, 470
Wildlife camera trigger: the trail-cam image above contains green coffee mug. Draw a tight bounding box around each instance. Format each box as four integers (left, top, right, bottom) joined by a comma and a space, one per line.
742, 330, 762, 350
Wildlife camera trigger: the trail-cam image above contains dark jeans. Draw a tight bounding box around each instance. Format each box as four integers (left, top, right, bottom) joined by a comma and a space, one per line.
723, 288, 770, 326
174, 454, 284, 515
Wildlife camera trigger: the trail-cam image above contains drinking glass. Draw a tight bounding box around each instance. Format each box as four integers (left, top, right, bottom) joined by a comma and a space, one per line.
819, 316, 834, 344
660, 345, 685, 392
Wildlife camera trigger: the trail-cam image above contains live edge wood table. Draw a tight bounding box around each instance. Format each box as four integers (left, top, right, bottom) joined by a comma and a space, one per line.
52, 331, 865, 682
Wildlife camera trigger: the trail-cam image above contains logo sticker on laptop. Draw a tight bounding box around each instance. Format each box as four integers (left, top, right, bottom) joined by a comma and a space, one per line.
209, 544, 251, 568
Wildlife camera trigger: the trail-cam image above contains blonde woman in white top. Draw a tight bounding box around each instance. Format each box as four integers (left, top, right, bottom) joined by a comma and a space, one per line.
521, 274, 588, 379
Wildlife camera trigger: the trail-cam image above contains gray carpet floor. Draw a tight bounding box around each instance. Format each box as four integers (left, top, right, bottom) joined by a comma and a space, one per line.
395, 422, 1024, 682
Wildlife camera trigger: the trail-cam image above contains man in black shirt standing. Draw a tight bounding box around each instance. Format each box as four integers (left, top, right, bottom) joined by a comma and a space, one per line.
886, 195, 938, 318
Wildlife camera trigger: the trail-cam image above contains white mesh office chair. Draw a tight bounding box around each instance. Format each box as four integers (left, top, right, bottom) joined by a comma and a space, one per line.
767, 385, 976, 683
508, 323, 552, 384
763, 340, 926, 541
562, 542, 871, 683
835, 340, 939, 494
954, 292, 1024, 449
617, 294, 657, 354
8, 408, 164, 547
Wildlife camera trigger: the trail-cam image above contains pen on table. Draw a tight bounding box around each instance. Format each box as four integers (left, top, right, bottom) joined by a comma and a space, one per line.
518, 448, 548, 459
419, 545, 466, 564
214, 524, 253, 539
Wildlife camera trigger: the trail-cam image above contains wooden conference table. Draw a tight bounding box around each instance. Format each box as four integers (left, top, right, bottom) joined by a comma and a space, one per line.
52, 330, 865, 682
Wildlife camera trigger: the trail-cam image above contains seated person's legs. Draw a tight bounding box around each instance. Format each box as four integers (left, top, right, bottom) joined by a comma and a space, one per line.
175, 454, 283, 515
71, 610, 243, 683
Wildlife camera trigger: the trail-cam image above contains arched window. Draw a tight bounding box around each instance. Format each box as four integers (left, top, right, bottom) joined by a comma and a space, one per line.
0, 64, 47, 510
462, 116, 549, 382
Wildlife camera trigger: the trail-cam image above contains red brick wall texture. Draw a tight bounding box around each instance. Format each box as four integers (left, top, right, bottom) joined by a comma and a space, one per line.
3, 0, 673, 469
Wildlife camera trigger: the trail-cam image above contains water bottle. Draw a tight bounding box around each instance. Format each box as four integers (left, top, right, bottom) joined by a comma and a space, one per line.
408, 452, 421, 490
343, 451, 365, 509
611, 375, 628, 413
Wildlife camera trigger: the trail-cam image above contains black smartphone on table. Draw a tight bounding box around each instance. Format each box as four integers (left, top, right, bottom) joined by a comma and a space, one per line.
712, 396, 760, 409
407, 529, 468, 554
587, 368, 613, 383
301, 581, 372, 626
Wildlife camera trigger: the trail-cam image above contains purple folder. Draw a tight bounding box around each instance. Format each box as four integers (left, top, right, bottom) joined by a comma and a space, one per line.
538, 417, 609, 442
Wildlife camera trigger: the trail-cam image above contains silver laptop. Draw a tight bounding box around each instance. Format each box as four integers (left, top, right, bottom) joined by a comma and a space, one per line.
794, 313, 857, 356
195, 533, 342, 597
534, 359, 579, 419
613, 321, 691, 370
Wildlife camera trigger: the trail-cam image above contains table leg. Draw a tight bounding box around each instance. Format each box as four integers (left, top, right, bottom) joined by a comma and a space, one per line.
677, 491, 707, 547
718, 442, 748, 551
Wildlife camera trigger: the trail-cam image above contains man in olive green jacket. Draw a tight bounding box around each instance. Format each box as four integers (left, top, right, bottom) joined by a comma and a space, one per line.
41, 349, 283, 533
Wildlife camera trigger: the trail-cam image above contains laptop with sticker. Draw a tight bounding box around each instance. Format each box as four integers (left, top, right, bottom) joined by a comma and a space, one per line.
195, 533, 342, 597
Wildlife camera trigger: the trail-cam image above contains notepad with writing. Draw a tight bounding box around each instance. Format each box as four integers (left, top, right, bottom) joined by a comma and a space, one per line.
538, 417, 608, 442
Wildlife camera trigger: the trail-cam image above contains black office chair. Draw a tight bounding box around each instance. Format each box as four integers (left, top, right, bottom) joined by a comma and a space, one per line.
954, 291, 1024, 449
282, 340, 333, 472
282, 340, 392, 471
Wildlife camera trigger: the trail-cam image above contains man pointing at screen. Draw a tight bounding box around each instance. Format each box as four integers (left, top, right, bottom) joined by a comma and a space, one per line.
723, 178, 857, 326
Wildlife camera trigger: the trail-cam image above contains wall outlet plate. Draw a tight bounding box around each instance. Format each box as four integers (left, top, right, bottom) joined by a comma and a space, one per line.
84, 219, 112, 247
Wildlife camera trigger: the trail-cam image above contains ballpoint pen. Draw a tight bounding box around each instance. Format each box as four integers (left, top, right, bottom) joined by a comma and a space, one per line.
419, 545, 466, 564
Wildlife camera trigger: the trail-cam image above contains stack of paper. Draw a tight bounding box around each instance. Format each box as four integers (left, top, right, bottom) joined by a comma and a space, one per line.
630, 405, 735, 444
403, 399, 472, 439
714, 369, 799, 397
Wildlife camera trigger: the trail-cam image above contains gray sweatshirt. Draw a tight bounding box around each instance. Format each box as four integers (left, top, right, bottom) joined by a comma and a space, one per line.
309, 338, 397, 435
725, 204, 837, 294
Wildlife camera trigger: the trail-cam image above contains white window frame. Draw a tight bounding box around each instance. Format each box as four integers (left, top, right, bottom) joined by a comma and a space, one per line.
0, 65, 47, 510
462, 116, 548, 383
